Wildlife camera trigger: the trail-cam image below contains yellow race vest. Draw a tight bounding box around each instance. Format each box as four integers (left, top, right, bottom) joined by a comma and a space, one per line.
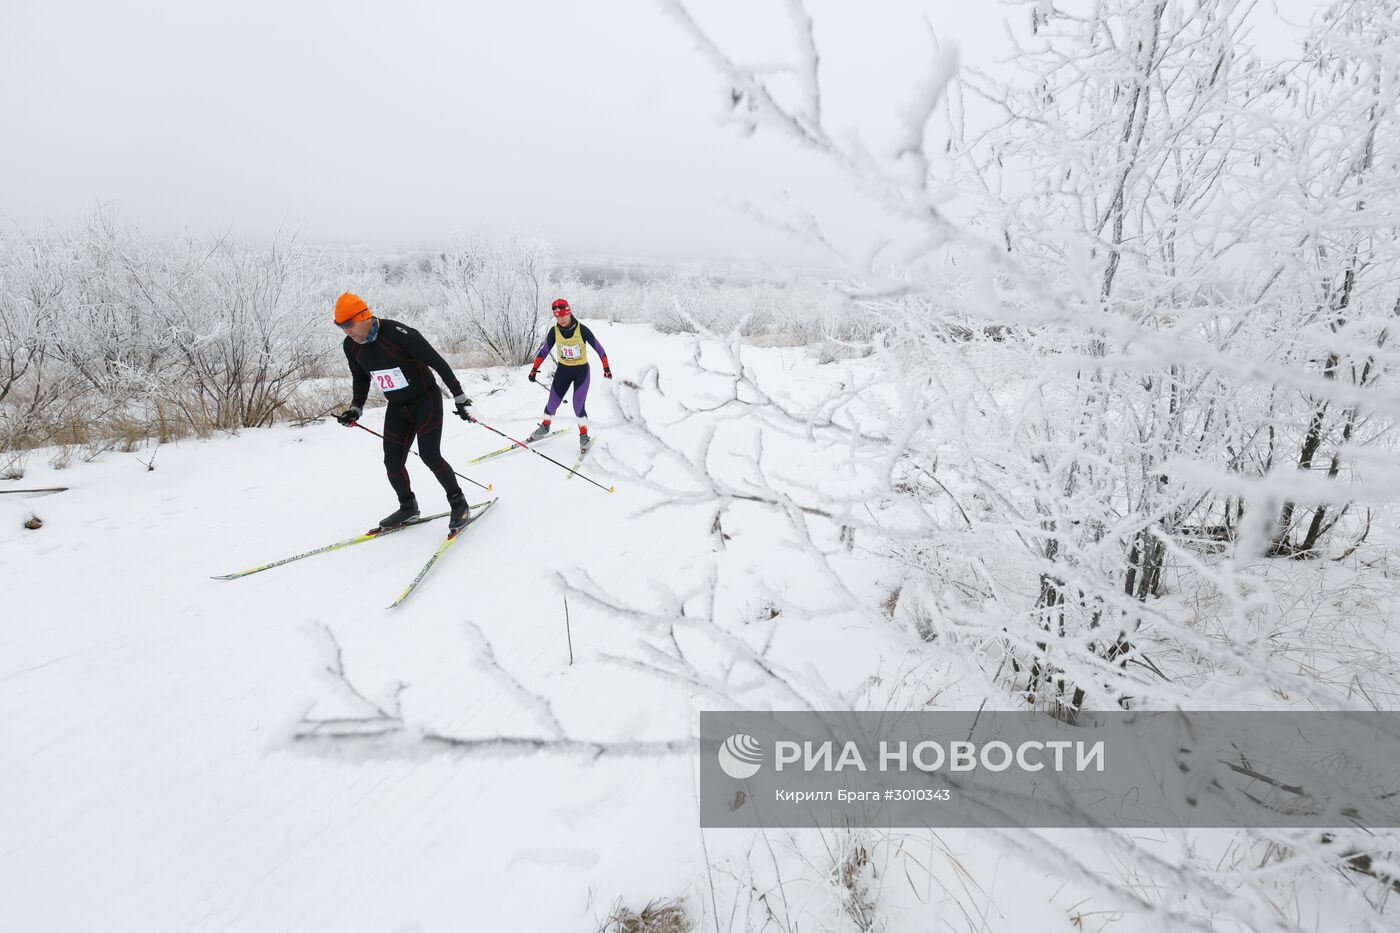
554, 324, 588, 366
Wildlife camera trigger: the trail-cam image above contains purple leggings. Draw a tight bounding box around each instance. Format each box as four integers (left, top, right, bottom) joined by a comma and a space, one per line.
545, 365, 590, 417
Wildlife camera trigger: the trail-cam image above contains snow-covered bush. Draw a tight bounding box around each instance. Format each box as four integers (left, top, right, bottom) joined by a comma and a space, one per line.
0, 214, 333, 453
433, 232, 554, 365
585, 277, 644, 322
0, 228, 77, 464
927, 0, 1400, 709
586, 270, 856, 346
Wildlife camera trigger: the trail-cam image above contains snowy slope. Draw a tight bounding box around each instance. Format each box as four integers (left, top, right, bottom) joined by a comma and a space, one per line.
0, 323, 921, 931
9, 321, 1346, 932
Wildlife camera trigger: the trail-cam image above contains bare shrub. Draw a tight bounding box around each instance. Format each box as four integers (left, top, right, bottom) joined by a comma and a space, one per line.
598, 897, 691, 933
1, 449, 26, 480
278, 380, 349, 426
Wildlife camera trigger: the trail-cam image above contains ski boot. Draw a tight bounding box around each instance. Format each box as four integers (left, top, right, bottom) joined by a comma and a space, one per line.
579, 433, 592, 455
526, 422, 551, 443
448, 492, 470, 532
379, 496, 420, 529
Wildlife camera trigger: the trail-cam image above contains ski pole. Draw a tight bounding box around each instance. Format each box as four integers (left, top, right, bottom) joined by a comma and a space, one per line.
349, 421, 493, 491
472, 419, 614, 493
564, 594, 574, 665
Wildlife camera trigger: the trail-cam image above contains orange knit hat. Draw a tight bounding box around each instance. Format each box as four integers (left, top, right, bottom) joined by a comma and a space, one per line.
334, 292, 371, 325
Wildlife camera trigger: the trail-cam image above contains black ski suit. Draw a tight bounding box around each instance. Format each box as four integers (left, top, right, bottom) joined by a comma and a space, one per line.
343, 318, 464, 505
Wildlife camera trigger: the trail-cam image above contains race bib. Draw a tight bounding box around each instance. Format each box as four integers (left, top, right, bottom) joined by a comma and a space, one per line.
560, 345, 582, 360
371, 367, 408, 393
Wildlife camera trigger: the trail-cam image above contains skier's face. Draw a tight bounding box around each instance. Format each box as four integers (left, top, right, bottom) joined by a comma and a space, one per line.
339, 315, 374, 343
554, 311, 572, 327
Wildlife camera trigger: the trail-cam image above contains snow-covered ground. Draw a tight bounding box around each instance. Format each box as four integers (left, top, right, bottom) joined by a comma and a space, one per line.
0, 323, 913, 930
5, 321, 1396, 932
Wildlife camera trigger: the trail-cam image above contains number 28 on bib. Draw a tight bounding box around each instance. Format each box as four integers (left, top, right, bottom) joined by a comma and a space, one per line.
371, 367, 408, 393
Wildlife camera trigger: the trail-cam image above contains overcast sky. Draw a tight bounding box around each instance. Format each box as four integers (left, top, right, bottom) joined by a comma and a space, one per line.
1, 0, 1323, 268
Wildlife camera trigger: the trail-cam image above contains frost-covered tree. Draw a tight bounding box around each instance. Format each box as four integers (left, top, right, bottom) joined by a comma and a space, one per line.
434, 232, 555, 364
0, 213, 332, 452
1245, 0, 1400, 557
571, 1, 1400, 929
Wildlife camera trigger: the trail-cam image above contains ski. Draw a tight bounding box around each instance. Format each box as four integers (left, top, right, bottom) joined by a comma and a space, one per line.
565, 444, 591, 481
387, 498, 499, 608
213, 512, 450, 580
467, 429, 569, 464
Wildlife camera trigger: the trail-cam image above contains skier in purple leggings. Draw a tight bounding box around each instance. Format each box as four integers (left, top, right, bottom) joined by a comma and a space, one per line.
526, 298, 611, 454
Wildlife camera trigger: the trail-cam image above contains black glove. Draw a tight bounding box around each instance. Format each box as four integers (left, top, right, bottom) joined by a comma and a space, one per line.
453, 395, 476, 423
603, 368, 613, 379
336, 406, 361, 426
527, 369, 538, 383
